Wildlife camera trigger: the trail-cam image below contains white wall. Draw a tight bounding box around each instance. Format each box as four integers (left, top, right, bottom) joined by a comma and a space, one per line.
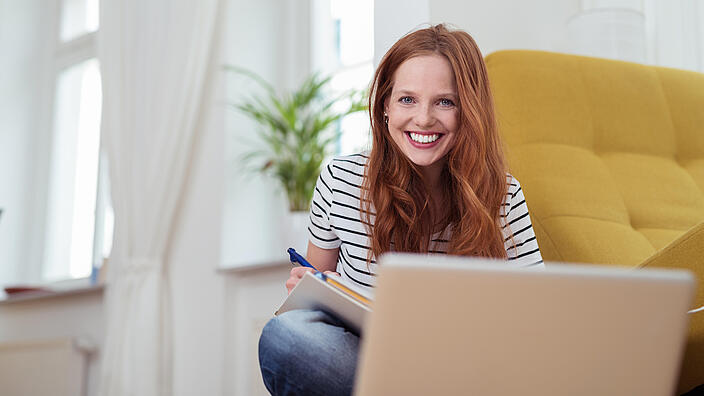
374, 0, 704, 74
374, 0, 582, 63
373, 0, 429, 66
647, 0, 704, 72
429, 0, 582, 56
223, 265, 289, 395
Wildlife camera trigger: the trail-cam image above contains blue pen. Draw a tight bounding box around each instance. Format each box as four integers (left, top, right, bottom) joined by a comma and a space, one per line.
287, 248, 371, 305
287, 248, 328, 280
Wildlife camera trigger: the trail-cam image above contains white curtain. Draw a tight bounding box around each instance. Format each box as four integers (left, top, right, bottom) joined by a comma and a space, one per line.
97, 1, 220, 394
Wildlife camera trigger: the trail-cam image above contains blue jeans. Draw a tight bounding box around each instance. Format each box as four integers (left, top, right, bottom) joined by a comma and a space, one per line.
258, 309, 360, 396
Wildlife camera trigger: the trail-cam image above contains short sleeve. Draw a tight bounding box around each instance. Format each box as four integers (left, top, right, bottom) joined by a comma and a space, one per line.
308, 163, 342, 249
502, 176, 544, 268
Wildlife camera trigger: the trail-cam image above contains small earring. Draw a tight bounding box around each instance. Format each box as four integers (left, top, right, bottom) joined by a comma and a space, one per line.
383, 112, 388, 125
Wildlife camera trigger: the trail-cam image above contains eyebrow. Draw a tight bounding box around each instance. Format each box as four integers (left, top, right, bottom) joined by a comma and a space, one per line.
394, 89, 458, 98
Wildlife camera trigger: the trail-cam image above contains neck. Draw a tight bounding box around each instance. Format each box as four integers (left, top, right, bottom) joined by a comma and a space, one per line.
420, 160, 445, 195
419, 160, 447, 222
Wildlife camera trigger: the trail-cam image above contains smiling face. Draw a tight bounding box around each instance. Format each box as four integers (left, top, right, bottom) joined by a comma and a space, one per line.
385, 54, 459, 177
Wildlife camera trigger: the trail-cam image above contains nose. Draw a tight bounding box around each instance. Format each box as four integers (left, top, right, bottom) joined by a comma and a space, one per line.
414, 103, 435, 128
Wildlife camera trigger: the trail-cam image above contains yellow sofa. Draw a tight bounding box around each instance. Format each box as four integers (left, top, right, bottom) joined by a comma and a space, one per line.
485, 50, 704, 394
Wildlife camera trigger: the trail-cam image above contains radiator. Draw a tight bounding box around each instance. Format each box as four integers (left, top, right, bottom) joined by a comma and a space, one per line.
0, 337, 95, 396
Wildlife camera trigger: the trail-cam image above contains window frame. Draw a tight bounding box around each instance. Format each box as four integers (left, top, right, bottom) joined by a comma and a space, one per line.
35, 0, 109, 282
311, 0, 374, 155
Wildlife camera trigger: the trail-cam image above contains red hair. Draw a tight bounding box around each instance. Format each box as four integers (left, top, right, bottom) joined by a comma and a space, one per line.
362, 24, 509, 261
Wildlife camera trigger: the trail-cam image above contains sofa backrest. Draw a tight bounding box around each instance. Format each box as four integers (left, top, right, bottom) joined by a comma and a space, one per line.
485, 50, 704, 266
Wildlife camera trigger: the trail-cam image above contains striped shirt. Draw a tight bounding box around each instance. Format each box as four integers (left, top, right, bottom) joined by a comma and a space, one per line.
308, 153, 544, 291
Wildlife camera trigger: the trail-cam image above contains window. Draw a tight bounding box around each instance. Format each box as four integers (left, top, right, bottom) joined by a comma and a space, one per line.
312, 0, 374, 155
42, 0, 112, 281
60, 0, 99, 42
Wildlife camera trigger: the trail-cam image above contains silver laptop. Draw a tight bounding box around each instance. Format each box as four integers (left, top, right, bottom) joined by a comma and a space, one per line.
354, 253, 695, 396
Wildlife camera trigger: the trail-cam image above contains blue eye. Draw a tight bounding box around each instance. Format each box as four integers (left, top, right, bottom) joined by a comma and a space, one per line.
439, 98, 455, 107
400, 96, 413, 104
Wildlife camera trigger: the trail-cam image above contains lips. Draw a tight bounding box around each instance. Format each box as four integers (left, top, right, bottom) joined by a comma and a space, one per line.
405, 131, 444, 148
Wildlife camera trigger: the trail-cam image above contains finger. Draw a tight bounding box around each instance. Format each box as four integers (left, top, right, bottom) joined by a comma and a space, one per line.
323, 271, 341, 277
286, 278, 296, 294
286, 268, 315, 294
286, 274, 302, 293
289, 267, 313, 278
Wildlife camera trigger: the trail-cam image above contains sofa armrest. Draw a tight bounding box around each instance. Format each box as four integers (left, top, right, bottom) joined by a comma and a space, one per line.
639, 221, 704, 309
639, 221, 704, 394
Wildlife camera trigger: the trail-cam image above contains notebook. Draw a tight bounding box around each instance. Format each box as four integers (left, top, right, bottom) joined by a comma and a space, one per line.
354, 253, 695, 396
275, 271, 373, 333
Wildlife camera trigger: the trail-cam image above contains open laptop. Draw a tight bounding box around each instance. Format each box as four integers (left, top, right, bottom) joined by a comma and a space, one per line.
354, 253, 695, 396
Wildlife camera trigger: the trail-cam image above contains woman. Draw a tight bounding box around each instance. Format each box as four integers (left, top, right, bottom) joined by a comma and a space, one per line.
258, 24, 543, 396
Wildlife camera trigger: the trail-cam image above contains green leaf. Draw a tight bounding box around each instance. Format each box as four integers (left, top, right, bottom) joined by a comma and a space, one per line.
225, 66, 366, 210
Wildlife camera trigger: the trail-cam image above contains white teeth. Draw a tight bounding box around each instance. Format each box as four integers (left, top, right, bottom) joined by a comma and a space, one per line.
409, 133, 440, 144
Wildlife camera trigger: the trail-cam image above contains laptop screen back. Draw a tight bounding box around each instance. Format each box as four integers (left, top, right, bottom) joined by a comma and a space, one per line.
354, 253, 694, 396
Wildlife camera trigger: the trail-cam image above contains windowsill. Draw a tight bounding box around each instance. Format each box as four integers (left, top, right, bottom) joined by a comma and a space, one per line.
0, 260, 290, 304
0, 279, 104, 305
218, 260, 289, 274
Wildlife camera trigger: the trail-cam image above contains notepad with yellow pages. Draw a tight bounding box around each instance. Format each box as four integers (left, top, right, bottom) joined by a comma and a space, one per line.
275, 271, 373, 333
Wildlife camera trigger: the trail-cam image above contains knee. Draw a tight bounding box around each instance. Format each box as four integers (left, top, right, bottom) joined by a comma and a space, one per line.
258, 310, 360, 396
259, 309, 359, 365
258, 310, 321, 395
259, 312, 296, 365
259, 311, 319, 371
259, 310, 311, 359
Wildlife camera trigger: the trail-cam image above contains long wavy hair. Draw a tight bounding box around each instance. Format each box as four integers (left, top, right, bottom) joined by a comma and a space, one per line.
362, 24, 509, 261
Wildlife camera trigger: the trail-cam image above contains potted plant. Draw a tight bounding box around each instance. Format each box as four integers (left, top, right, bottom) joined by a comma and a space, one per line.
227, 67, 366, 249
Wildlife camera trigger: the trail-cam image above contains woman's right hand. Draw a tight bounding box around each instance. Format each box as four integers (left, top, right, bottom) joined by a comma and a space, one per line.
285, 243, 340, 294
286, 267, 314, 294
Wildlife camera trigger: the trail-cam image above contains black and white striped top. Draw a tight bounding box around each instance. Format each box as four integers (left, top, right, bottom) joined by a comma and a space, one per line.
307, 153, 544, 291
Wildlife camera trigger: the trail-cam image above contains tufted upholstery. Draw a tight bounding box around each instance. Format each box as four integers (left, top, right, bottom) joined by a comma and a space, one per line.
485, 50, 704, 393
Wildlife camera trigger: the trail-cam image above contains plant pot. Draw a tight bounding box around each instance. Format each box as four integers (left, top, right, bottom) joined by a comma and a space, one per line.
282, 211, 310, 255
